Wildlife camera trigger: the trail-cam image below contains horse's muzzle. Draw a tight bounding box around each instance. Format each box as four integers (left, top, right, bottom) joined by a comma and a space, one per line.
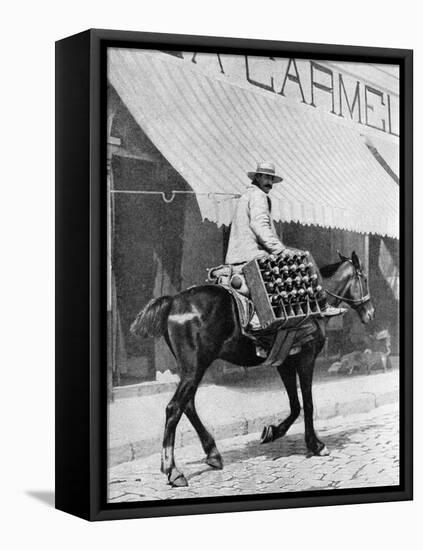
361, 304, 375, 324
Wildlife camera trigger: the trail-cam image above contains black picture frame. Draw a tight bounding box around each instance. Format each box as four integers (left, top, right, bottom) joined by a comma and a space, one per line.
55, 28, 413, 521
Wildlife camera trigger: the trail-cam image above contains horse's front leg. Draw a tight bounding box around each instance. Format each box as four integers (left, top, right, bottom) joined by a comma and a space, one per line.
296, 350, 329, 456
261, 360, 301, 443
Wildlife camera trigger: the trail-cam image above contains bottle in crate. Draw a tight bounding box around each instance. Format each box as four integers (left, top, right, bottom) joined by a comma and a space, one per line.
263, 267, 272, 279
283, 251, 293, 264
280, 290, 288, 301
265, 281, 275, 292
275, 277, 284, 288
270, 294, 280, 308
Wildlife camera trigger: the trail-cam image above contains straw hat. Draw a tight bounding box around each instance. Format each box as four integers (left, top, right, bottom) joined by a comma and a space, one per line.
247, 161, 283, 183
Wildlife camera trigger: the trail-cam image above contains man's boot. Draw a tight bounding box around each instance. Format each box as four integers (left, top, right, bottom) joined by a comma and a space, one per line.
319, 291, 347, 316
321, 304, 348, 317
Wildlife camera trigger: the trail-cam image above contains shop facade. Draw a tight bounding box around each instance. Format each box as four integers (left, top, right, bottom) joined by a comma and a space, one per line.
107, 49, 399, 388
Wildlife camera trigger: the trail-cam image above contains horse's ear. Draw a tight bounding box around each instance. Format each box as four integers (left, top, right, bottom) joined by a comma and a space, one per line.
351, 250, 361, 269
337, 250, 349, 262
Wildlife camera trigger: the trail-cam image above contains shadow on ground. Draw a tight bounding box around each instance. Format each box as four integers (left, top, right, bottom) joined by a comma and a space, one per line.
26, 490, 55, 508
185, 421, 382, 474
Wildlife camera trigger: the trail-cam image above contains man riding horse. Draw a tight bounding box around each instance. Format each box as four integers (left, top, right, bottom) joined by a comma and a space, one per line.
130, 161, 374, 487
225, 161, 344, 320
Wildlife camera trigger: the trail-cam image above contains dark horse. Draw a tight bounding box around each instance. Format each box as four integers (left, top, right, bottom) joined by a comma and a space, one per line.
131, 251, 374, 487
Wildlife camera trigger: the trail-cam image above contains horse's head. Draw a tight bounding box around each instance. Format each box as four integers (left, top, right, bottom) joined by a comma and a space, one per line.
322, 251, 375, 324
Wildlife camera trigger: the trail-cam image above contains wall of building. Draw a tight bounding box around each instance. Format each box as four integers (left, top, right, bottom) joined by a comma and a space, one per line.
369, 235, 400, 353
111, 154, 228, 384
108, 90, 399, 386
180, 197, 226, 289
111, 156, 188, 383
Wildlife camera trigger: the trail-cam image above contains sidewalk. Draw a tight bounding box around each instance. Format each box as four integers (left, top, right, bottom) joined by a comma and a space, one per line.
108, 367, 399, 467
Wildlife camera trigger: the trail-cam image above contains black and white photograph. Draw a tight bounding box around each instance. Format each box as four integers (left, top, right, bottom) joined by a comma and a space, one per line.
2, 0, 421, 541
106, 47, 401, 503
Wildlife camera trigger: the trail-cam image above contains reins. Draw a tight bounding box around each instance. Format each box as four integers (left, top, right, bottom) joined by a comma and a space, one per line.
325, 262, 371, 308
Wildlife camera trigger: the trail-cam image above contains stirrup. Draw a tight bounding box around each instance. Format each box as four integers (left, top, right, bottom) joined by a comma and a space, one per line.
249, 312, 261, 331
255, 345, 268, 358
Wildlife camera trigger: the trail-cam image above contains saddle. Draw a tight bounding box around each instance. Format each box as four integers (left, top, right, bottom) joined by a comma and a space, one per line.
207, 264, 324, 366
207, 264, 253, 325
207, 264, 250, 296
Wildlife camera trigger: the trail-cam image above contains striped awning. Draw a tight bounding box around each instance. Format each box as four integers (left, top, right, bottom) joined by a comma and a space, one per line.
108, 48, 399, 238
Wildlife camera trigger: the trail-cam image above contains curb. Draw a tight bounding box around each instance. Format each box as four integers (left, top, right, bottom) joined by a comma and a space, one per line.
108, 388, 398, 468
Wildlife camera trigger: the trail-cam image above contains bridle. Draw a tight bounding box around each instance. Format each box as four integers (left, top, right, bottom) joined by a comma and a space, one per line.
325, 261, 371, 309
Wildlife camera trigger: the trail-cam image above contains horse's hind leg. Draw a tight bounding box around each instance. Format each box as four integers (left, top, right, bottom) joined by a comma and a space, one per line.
161, 377, 198, 487
185, 397, 223, 469
261, 360, 301, 443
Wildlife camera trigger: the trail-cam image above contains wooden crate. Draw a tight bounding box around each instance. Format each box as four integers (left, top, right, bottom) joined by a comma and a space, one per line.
242, 258, 323, 332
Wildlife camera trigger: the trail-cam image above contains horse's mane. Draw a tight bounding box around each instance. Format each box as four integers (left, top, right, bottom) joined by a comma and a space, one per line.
319, 261, 343, 278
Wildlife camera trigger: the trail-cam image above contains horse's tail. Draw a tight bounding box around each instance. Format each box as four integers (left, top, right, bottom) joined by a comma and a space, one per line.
130, 295, 173, 338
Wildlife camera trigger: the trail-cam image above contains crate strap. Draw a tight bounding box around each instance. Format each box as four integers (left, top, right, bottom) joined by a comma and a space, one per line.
261, 329, 298, 368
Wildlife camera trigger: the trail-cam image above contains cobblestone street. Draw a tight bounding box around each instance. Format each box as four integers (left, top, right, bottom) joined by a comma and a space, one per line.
108, 403, 399, 502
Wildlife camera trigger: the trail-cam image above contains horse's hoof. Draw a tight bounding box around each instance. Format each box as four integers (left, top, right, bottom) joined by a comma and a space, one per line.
317, 445, 330, 456
168, 469, 188, 487
261, 425, 275, 444
206, 453, 223, 470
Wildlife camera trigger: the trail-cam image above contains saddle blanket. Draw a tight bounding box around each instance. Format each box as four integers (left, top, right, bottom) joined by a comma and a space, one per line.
220, 284, 254, 330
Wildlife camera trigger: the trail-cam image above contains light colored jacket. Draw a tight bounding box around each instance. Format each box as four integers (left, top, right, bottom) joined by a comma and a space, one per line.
225, 184, 284, 264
